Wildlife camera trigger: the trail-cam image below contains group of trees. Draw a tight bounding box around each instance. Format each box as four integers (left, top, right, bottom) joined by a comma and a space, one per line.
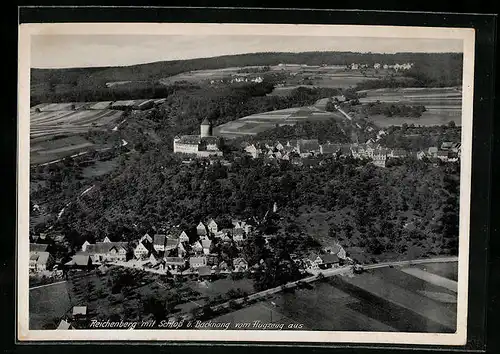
250, 120, 350, 144
359, 102, 427, 118
378, 123, 461, 151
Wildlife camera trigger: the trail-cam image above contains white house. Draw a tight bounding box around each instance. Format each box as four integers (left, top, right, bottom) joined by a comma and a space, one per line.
179, 231, 189, 243
196, 222, 207, 236
153, 234, 167, 252
207, 219, 218, 234
192, 241, 203, 254
190, 256, 208, 269
134, 241, 150, 259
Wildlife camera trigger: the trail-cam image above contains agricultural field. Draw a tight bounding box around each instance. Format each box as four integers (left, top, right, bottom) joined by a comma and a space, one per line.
159, 64, 384, 89
213, 106, 345, 139
29, 281, 72, 329
30, 135, 97, 165
357, 87, 462, 127
213, 261, 458, 332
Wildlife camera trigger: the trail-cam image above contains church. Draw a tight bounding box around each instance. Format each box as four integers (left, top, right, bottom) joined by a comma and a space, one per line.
173, 118, 223, 157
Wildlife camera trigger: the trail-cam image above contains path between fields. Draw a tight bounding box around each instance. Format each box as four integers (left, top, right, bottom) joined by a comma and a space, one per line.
29, 280, 67, 290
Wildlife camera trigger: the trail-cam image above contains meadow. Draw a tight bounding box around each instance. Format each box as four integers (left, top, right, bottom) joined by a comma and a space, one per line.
212, 262, 458, 332
29, 281, 72, 329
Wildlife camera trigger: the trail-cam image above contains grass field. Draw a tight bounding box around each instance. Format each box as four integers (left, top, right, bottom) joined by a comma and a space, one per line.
357, 87, 462, 127
186, 277, 255, 300
217, 261, 458, 332
29, 281, 72, 329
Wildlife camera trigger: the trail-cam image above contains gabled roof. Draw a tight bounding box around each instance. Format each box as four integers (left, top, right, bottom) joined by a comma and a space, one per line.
207, 219, 217, 226
192, 241, 203, 250
165, 257, 185, 265
201, 239, 212, 249
437, 151, 449, 157
29, 251, 50, 265
308, 254, 321, 262
72, 306, 87, 316
233, 257, 248, 265
30, 243, 48, 252
165, 238, 179, 249
176, 135, 201, 145
201, 117, 211, 126
69, 254, 92, 266
190, 256, 206, 263
85, 242, 127, 254
198, 266, 212, 276
153, 234, 167, 246
320, 253, 340, 264
57, 319, 72, 330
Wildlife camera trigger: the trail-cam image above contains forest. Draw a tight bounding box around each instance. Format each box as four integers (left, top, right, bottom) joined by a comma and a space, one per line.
41, 146, 459, 264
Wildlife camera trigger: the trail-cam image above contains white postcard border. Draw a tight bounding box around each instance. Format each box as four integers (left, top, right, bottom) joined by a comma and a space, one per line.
18, 22, 475, 345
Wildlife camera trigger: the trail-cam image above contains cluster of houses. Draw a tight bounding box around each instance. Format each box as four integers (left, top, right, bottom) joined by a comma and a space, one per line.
209, 76, 264, 85
64, 218, 254, 277
242, 138, 461, 168
348, 63, 414, 71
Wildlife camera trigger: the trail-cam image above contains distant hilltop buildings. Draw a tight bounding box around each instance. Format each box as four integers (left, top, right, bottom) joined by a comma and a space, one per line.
173, 119, 223, 157
348, 63, 414, 71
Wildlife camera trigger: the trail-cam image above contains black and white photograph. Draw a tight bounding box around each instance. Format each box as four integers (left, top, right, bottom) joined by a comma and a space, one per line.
17, 22, 475, 344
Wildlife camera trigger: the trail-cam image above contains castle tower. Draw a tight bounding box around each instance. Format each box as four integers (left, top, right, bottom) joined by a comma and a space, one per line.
200, 118, 213, 138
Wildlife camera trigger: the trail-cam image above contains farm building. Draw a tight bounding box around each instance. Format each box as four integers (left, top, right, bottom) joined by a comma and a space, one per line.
29, 251, 55, 273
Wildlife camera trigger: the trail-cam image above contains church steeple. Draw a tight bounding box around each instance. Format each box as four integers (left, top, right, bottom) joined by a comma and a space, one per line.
200, 118, 213, 138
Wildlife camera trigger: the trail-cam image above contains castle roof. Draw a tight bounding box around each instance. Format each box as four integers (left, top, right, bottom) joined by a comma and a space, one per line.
201, 118, 211, 126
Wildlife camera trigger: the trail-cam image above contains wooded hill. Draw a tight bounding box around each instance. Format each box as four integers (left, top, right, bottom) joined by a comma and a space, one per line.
31, 51, 463, 100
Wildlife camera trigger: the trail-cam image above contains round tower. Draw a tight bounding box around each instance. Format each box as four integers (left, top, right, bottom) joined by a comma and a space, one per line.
200, 118, 213, 138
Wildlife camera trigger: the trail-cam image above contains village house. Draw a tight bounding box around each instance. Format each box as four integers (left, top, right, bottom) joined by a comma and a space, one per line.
374, 63, 381, 69
196, 222, 208, 237
233, 258, 249, 272
80, 239, 127, 263
207, 254, 219, 266
65, 254, 93, 269
165, 257, 185, 271
244, 144, 261, 158
133, 241, 151, 259
428, 146, 439, 158
197, 266, 212, 279
232, 228, 245, 242
165, 238, 180, 253
191, 241, 204, 254
189, 256, 208, 269
139, 233, 153, 243
388, 149, 408, 159
372, 149, 388, 168
153, 234, 167, 253
179, 231, 190, 243
218, 261, 229, 271
72, 306, 87, 319
437, 150, 450, 162
298, 139, 321, 157
29, 250, 54, 273
207, 219, 218, 234
201, 239, 212, 255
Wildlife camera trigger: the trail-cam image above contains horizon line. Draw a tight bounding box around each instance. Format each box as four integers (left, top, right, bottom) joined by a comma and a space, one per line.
30, 50, 462, 70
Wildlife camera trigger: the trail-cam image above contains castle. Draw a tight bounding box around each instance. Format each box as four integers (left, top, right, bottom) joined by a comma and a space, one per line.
173, 118, 223, 157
